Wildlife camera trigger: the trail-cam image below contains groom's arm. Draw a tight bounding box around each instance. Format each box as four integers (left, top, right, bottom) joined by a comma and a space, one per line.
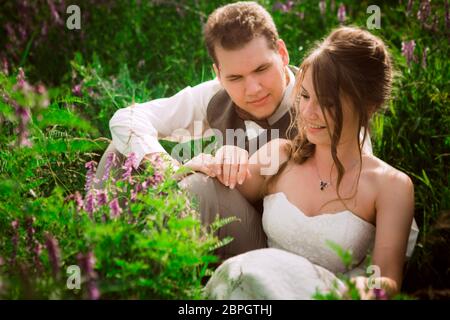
109, 78, 222, 166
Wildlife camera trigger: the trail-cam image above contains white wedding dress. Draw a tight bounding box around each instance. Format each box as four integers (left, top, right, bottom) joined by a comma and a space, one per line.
204, 192, 378, 299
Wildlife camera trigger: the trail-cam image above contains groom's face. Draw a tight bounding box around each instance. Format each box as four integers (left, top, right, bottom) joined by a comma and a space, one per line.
213, 36, 290, 120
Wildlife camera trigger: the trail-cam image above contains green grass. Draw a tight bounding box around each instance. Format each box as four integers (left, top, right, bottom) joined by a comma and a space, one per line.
0, 0, 448, 299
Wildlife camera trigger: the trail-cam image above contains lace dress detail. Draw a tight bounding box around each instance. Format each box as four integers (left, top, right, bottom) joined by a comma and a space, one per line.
263, 192, 375, 274
204, 192, 376, 299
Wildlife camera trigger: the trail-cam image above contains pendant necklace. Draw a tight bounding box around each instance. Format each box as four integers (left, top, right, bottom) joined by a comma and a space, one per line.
314, 157, 360, 191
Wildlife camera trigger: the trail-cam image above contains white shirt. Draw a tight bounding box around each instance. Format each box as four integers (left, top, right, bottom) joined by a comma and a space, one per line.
109, 67, 296, 165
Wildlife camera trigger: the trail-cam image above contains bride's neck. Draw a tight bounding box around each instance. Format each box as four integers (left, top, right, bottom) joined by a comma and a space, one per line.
313, 139, 362, 176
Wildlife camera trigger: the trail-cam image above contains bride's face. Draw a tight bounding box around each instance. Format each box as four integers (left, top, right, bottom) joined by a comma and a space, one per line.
297, 68, 359, 147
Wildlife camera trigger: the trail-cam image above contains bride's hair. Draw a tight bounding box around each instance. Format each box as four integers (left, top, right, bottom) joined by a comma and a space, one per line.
265, 26, 394, 201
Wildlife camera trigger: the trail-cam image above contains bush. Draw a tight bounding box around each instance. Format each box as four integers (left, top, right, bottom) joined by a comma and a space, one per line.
0, 69, 223, 299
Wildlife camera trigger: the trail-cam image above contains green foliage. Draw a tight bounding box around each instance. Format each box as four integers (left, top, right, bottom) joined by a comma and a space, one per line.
0, 71, 103, 197
0, 152, 225, 299
1, 0, 449, 299
325, 240, 355, 271
0, 69, 228, 299
313, 242, 416, 300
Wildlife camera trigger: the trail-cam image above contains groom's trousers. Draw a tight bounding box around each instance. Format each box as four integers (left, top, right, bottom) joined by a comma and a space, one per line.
179, 173, 268, 260
94, 142, 268, 261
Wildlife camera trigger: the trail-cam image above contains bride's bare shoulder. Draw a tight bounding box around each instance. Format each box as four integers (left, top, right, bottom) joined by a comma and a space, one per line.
364, 155, 414, 197
265, 138, 290, 155
265, 138, 291, 161
251, 139, 291, 177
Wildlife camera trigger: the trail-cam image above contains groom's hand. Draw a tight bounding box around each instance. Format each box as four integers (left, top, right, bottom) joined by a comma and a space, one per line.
213, 145, 251, 189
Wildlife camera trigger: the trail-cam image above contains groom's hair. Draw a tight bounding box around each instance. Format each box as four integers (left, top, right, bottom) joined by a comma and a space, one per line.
203, 1, 279, 66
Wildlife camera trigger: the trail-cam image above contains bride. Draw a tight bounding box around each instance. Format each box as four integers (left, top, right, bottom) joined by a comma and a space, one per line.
198, 26, 415, 299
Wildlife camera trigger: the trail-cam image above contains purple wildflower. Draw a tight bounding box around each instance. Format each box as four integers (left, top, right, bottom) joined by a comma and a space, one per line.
85, 252, 96, 278
10, 70, 34, 147
34, 243, 43, 256
273, 2, 284, 11
407, 0, 414, 15
15, 103, 29, 120
19, 135, 33, 147
33, 242, 43, 271
102, 152, 117, 182
285, 0, 294, 12
24, 216, 42, 271
84, 191, 96, 218
18, 25, 27, 42
48, 0, 63, 25
84, 160, 97, 192
446, 0, 450, 30
141, 179, 150, 190
16, 67, 26, 89
15, 105, 32, 147
45, 233, 61, 278
77, 251, 97, 280
25, 216, 35, 250
273, 1, 294, 13
130, 183, 143, 202
72, 83, 82, 97
109, 198, 122, 219
122, 152, 137, 182
417, 0, 430, 23
338, 3, 346, 24
96, 190, 108, 206
13, 68, 32, 96
77, 251, 100, 300
422, 47, 428, 69
11, 219, 19, 229
319, 0, 326, 15
373, 288, 389, 300
147, 171, 164, 188
35, 83, 46, 95
74, 191, 84, 212
402, 40, 416, 66
149, 153, 164, 167
1, 57, 8, 75
88, 282, 100, 300
36, 84, 50, 108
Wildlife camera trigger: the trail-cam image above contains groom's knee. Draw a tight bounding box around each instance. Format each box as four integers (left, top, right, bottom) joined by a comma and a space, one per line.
179, 172, 220, 225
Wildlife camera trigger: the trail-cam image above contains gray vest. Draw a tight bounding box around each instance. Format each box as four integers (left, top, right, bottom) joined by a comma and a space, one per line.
206, 66, 298, 155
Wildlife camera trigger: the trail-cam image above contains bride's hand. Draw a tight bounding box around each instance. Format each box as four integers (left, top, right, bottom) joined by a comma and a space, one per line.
183, 153, 218, 178
212, 145, 251, 189
183, 152, 246, 188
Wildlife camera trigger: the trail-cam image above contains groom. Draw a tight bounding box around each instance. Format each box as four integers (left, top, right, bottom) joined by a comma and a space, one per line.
95, 1, 296, 260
